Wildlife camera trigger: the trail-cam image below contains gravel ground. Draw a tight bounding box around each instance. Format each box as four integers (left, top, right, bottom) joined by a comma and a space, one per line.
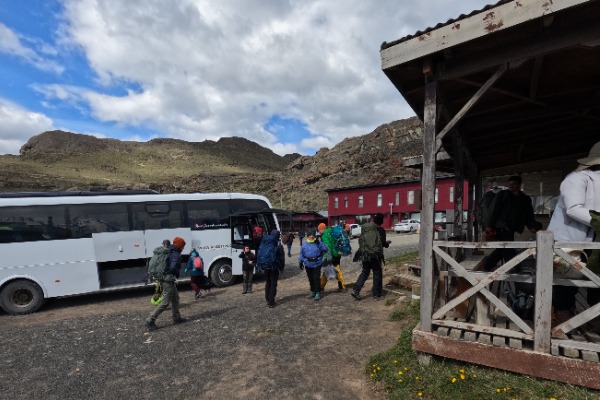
0, 233, 420, 400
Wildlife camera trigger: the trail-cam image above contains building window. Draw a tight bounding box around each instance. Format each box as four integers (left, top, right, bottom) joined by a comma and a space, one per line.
449, 186, 454, 202
395, 192, 400, 205
435, 188, 439, 204
408, 191, 414, 205
344, 197, 348, 208
358, 195, 364, 208
377, 193, 382, 207
334, 197, 338, 209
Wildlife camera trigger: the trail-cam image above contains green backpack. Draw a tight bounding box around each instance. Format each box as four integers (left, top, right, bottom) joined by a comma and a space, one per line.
359, 222, 383, 260
147, 246, 170, 281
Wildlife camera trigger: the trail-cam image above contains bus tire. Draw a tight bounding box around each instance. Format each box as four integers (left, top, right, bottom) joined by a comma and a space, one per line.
210, 260, 234, 287
0, 280, 46, 315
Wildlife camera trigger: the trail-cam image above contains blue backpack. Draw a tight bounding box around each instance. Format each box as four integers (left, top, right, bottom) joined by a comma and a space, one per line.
257, 234, 279, 270
331, 225, 351, 256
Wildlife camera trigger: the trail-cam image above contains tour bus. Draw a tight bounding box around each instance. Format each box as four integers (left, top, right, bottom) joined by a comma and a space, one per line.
0, 190, 280, 315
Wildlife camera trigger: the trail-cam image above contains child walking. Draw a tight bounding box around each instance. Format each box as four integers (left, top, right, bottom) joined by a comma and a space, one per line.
239, 245, 256, 294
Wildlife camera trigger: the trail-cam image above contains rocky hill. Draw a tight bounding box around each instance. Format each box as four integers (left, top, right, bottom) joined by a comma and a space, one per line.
1, 117, 425, 210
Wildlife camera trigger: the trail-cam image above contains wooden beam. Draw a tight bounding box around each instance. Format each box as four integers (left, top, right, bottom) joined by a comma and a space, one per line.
412, 329, 600, 389
534, 231, 553, 352
381, 0, 589, 69
419, 80, 438, 332
438, 18, 600, 81
529, 55, 544, 99
435, 64, 507, 152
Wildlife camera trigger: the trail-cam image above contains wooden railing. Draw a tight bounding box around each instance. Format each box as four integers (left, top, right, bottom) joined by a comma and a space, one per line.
429, 231, 600, 356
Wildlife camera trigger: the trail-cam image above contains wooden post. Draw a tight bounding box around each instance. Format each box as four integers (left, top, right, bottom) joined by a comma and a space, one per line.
419, 79, 438, 332
534, 230, 553, 353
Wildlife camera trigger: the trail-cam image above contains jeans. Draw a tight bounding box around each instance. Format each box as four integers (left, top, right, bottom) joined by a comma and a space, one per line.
242, 268, 254, 292
264, 269, 279, 306
353, 258, 383, 297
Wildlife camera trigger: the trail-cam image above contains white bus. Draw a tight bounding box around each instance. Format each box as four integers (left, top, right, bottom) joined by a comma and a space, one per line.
0, 190, 281, 315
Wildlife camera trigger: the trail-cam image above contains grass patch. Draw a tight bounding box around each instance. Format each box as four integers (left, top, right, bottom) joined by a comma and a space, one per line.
368, 302, 598, 399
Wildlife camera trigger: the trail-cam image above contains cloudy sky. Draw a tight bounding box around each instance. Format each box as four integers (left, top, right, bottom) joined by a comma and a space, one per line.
0, 0, 490, 156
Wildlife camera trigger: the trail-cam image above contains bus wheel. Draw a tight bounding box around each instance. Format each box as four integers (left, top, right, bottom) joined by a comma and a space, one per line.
0, 280, 46, 315
210, 260, 234, 287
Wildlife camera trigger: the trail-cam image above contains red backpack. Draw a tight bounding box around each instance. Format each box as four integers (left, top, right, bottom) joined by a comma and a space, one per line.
252, 226, 263, 239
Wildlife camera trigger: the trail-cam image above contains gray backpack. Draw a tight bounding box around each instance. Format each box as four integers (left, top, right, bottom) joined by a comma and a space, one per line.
359, 223, 383, 260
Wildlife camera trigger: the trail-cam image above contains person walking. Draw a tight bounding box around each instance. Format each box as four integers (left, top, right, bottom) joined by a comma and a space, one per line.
257, 229, 285, 308
351, 214, 390, 301
185, 248, 206, 300
318, 223, 346, 293
285, 232, 295, 257
145, 236, 187, 331
298, 232, 329, 301
239, 245, 256, 294
298, 231, 305, 246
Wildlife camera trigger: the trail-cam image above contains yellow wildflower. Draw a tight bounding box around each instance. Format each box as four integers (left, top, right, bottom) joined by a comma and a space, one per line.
451, 377, 457, 383
460, 374, 465, 380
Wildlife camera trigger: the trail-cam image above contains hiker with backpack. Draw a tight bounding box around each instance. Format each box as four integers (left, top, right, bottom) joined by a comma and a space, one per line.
184, 248, 208, 300
298, 231, 329, 301
257, 229, 285, 308
351, 214, 391, 301
239, 245, 256, 294
318, 223, 351, 293
483, 175, 542, 271
145, 236, 188, 331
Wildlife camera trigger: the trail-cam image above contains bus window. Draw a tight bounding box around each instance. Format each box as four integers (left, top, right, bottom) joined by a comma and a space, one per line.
131, 202, 183, 231
69, 203, 129, 238
187, 200, 229, 230
0, 205, 68, 242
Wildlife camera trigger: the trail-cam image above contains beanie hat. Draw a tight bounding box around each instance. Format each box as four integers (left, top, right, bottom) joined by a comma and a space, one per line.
172, 236, 186, 250
318, 223, 327, 232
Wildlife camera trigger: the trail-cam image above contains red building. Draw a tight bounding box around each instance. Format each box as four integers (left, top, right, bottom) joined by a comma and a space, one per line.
325, 177, 469, 230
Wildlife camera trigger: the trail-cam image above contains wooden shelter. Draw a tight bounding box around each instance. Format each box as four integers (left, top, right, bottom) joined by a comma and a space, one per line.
381, 0, 600, 388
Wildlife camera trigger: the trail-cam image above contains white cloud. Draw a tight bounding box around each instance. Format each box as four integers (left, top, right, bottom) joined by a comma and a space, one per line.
33, 0, 490, 155
0, 22, 64, 74
0, 99, 54, 154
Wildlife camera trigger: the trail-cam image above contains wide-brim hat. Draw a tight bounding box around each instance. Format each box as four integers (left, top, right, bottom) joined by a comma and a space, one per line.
577, 141, 600, 170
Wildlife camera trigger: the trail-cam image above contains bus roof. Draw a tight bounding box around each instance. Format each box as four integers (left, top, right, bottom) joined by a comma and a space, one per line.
0, 191, 271, 207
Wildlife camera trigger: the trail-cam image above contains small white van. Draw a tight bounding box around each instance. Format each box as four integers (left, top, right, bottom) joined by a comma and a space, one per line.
348, 223, 361, 238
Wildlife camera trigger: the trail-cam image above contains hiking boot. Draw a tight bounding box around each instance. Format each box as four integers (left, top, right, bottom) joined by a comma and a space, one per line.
308, 291, 315, 299
351, 291, 361, 301
337, 287, 347, 293
268, 303, 276, 308
242, 290, 247, 294
145, 319, 158, 332
195, 292, 203, 300
373, 296, 382, 301
172, 317, 188, 325
314, 292, 321, 301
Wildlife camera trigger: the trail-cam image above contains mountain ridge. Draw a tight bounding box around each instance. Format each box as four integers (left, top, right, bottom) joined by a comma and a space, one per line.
2, 116, 425, 210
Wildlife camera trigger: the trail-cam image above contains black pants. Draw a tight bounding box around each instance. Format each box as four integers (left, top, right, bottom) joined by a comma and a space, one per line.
305, 266, 322, 293
264, 269, 279, 306
485, 228, 516, 271
242, 268, 254, 292
354, 258, 383, 297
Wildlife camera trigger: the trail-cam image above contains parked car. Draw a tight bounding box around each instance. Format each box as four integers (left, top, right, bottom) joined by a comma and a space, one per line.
393, 219, 420, 233
348, 223, 361, 238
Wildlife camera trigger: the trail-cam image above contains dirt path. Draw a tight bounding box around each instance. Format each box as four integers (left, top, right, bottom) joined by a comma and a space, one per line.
0, 234, 419, 400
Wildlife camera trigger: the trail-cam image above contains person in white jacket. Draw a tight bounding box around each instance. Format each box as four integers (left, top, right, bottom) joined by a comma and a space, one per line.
548, 141, 600, 321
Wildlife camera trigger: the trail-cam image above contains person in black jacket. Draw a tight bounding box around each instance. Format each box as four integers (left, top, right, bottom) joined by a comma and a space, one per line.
484, 176, 542, 271
145, 236, 188, 331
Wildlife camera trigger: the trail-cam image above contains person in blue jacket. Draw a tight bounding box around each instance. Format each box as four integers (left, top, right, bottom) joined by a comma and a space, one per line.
298, 232, 329, 301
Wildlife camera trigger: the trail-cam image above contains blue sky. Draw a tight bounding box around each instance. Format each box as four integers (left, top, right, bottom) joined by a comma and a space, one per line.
0, 0, 491, 156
